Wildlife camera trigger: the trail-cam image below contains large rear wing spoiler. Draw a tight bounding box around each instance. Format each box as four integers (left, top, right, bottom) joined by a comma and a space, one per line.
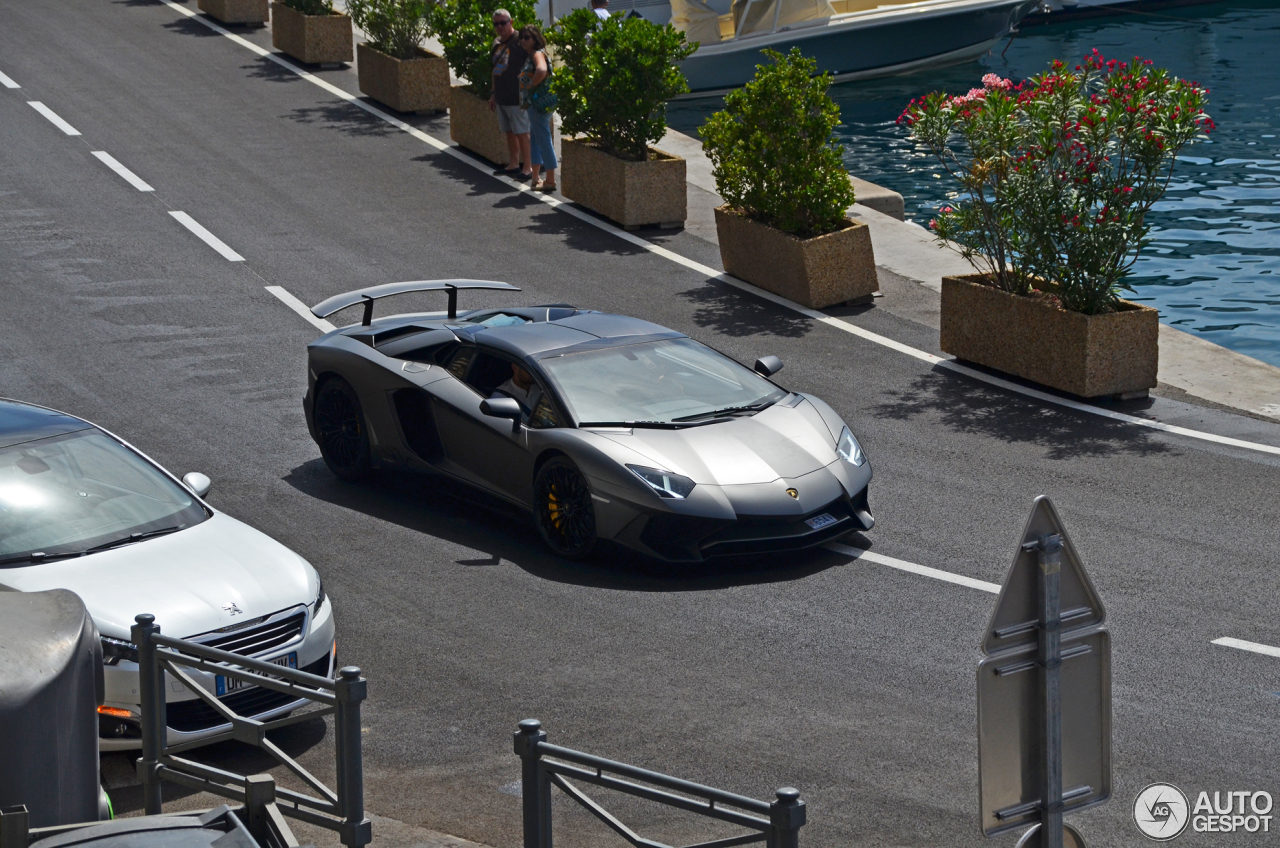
311, 279, 522, 326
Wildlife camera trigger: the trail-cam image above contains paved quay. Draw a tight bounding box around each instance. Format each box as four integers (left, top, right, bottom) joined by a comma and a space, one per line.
4, 3, 1280, 848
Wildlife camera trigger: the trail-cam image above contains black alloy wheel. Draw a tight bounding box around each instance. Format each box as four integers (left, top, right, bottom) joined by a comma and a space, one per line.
313, 378, 371, 482
534, 457, 598, 559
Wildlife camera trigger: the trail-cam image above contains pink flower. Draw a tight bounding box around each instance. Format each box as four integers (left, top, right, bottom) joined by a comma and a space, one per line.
982, 73, 1013, 92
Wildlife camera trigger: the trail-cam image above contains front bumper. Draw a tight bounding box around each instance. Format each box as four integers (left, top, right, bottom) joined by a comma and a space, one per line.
600, 459, 874, 563
99, 596, 337, 751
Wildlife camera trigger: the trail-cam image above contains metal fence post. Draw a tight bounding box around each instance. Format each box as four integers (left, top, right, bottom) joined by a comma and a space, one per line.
334, 666, 371, 848
0, 805, 30, 848
243, 774, 276, 845
131, 613, 165, 815
767, 788, 806, 848
514, 719, 551, 848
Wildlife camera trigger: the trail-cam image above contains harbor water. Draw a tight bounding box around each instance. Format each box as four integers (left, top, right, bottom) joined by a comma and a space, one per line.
667, 0, 1280, 368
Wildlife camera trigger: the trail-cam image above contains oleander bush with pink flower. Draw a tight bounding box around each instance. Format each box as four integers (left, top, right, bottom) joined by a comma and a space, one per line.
900, 51, 1213, 314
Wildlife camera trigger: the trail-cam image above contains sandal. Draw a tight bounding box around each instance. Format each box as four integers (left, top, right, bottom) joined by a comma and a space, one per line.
538, 182, 558, 192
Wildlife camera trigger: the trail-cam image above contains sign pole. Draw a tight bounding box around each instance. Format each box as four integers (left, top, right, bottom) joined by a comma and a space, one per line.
1033, 534, 1064, 848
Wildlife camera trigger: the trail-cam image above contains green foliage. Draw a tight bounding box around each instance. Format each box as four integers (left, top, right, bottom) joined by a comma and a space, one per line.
699, 49, 855, 237
431, 0, 536, 99
901, 53, 1212, 314
346, 0, 434, 60
547, 9, 695, 161
281, 0, 335, 14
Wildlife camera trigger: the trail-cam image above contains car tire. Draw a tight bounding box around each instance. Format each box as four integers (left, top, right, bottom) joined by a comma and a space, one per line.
313, 378, 371, 482
533, 457, 597, 559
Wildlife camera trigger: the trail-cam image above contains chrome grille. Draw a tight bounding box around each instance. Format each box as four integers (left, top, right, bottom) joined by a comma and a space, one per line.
188, 608, 306, 657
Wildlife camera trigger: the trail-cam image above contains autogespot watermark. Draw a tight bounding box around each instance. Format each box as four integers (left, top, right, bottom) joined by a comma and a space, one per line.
1134, 783, 1275, 840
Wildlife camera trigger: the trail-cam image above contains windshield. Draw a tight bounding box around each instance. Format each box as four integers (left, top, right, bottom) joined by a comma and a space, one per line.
539, 338, 787, 426
0, 429, 209, 561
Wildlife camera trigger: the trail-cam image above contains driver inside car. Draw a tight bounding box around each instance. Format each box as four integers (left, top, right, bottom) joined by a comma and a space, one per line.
492, 363, 543, 418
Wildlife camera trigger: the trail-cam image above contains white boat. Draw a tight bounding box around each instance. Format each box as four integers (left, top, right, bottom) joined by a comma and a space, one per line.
539, 0, 1041, 94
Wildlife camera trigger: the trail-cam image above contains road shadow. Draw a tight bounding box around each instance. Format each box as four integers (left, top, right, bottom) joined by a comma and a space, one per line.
678, 281, 813, 339
161, 16, 222, 36
284, 102, 400, 139
871, 370, 1180, 460
241, 57, 304, 84
520, 208, 650, 257
283, 459, 845, 591
105, 711, 330, 814
418, 152, 517, 199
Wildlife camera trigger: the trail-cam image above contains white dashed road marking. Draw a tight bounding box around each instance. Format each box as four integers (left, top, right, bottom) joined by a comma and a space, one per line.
28, 101, 80, 135
824, 542, 1000, 593
92, 151, 155, 192
169, 211, 244, 261
0, 70, 19, 89
1212, 637, 1280, 659
265, 286, 336, 333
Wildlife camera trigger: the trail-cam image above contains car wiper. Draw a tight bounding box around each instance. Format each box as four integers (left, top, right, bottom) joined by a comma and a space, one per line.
672, 400, 775, 422
82, 525, 184, 553
578, 419, 731, 430
0, 550, 90, 566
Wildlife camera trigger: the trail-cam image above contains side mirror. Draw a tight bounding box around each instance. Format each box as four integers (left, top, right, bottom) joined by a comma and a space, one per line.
754, 356, 784, 377
480, 397, 523, 432
182, 472, 212, 498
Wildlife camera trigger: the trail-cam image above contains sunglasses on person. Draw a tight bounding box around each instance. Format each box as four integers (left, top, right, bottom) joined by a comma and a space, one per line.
493, 18, 511, 27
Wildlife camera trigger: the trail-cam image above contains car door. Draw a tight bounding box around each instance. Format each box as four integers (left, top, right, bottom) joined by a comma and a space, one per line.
428, 346, 540, 505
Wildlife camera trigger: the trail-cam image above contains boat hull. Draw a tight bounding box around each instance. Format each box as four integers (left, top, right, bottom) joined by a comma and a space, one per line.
677, 0, 1039, 93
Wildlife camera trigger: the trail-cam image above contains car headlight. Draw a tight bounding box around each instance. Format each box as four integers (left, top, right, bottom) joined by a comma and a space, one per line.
626, 465, 696, 499
837, 427, 866, 467
314, 574, 326, 609
101, 636, 138, 666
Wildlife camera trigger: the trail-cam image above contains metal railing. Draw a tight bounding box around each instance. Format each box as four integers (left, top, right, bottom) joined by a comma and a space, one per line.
132, 613, 372, 848
514, 720, 807, 848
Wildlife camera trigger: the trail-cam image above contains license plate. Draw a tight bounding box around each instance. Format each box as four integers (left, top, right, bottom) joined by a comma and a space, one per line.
805, 513, 838, 530
216, 652, 297, 696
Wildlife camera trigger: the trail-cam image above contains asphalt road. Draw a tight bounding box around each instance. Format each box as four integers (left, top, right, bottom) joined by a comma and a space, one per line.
3, 2, 1280, 846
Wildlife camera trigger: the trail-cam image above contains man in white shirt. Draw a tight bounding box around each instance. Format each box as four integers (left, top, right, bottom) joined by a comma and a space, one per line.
591, 0, 611, 20
493, 363, 543, 417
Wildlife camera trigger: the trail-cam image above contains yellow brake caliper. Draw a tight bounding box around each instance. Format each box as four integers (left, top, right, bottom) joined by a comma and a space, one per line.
547, 486, 563, 532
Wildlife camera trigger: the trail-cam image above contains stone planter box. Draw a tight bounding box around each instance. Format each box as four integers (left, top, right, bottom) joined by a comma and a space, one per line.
561, 139, 686, 229
940, 273, 1159, 398
356, 42, 448, 114
449, 85, 510, 166
199, 0, 268, 24
714, 207, 878, 309
271, 3, 352, 65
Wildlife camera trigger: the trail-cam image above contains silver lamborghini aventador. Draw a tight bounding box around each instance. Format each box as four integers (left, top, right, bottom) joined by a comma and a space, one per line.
302, 280, 873, 562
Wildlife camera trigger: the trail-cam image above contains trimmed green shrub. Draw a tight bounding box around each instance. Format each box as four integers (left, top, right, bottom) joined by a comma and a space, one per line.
547, 9, 695, 162
700, 48, 855, 237
281, 0, 334, 14
431, 0, 537, 99
346, 0, 433, 60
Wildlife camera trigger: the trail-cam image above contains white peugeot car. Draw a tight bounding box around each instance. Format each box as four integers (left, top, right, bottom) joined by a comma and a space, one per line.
0, 398, 335, 751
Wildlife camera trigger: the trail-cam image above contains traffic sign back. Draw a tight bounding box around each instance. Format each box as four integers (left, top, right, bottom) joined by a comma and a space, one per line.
982, 496, 1106, 656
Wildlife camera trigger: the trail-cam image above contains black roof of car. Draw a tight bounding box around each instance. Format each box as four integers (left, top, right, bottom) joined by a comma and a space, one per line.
346, 309, 684, 360
0, 399, 93, 450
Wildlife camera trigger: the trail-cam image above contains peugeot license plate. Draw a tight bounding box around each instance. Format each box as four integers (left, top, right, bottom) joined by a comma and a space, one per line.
216, 652, 297, 696
805, 513, 838, 530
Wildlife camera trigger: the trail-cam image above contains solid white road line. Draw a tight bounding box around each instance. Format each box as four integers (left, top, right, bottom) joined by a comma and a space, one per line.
160, 0, 1280, 459
0, 70, 19, 89
824, 542, 1001, 593
28, 101, 80, 136
266, 286, 336, 333
1211, 637, 1280, 659
169, 211, 245, 261
92, 151, 155, 192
